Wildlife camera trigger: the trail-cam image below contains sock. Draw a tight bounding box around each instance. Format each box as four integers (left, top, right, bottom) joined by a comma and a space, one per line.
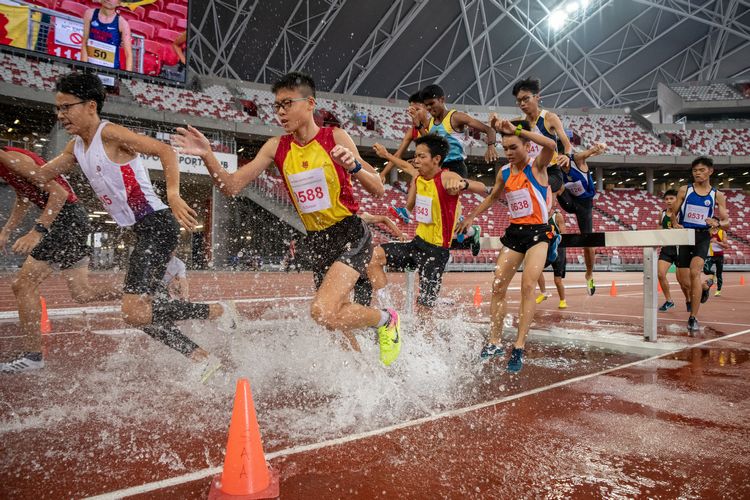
465, 226, 476, 237
24, 352, 43, 361
376, 309, 390, 328
152, 297, 210, 323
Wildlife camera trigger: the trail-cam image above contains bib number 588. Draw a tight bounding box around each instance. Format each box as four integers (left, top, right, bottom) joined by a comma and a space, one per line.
296, 187, 324, 203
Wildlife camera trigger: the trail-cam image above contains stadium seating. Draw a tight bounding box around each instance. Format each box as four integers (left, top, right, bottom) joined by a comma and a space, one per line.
563, 114, 682, 156
125, 80, 252, 122
58, 0, 87, 18
671, 83, 743, 102
147, 11, 176, 29
679, 128, 750, 156
128, 20, 157, 40
0, 52, 67, 91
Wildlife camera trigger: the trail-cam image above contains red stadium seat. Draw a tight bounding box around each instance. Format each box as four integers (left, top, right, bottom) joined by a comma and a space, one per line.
127, 19, 156, 39
165, 3, 187, 17
156, 28, 180, 45
147, 10, 176, 29
175, 18, 187, 30
116, 5, 145, 20
155, 40, 180, 66
58, 0, 88, 18
118, 10, 141, 24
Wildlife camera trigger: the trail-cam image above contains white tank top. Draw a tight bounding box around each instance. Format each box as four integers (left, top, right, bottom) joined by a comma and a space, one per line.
74, 121, 167, 226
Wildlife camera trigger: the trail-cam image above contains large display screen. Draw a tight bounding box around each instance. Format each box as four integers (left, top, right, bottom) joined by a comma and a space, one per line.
0, 0, 190, 83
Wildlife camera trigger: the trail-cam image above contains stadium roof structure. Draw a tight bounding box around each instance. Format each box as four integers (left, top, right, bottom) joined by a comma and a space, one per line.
189, 0, 750, 111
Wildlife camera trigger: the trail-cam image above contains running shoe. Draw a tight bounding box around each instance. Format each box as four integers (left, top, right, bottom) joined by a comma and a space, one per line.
217, 301, 240, 333
470, 225, 481, 256
586, 278, 596, 296
506, 348, 525, 373
395, 207, 412, 224
480, 343, 504, 360
701, 279, 714, 304
535, 293, 550, 304
714, 290, 721, 297
687, 316, 700, 335
0, 353, 44, 373
658, 300, 675, 312
558, 299, 568, 309
192, 354, 223, 384
377, 308, 401, 366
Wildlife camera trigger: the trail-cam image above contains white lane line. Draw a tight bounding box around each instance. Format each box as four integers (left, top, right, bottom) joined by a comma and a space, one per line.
0, 296, 314, 320
83, 327, 750, 500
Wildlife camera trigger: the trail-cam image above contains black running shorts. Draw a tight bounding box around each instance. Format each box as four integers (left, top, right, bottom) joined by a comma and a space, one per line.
557, 192, 594, 233
298, 215, 373, 289
658, 246, 678, 264
676, 229, 711, 269
500, 223, 552, 254
31, 202, 91, 270
381, 236, 450, 308
124, 209, 180, 295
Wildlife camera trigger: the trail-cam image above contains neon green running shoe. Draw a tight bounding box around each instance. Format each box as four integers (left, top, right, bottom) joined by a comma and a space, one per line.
377, 308, 401, 366
586, 278, 596, 296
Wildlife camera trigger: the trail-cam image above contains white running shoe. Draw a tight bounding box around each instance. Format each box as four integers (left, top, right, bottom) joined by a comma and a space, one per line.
217, 301, 240, 333
0, 354, 44, 373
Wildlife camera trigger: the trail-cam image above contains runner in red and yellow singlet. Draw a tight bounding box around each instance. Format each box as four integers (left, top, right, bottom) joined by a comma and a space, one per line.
173, 72, 403, 366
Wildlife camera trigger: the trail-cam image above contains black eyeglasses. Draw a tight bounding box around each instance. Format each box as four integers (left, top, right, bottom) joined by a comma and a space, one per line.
54, 101, 88, 114
515, 94, 536, 105
272, 97, 309, 113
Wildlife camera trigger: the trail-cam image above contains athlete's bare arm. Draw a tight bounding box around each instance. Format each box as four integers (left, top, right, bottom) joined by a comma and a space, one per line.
545, 111, 572, 168
555, 211, 566, 234
380, 130, 414, 181
0, 151, 70, 253
0, 196, 30, 254
457, 168, 505, 234
373, 143, 418, 178
172, 125, 278, 197
360, 213, 408, 241
332, 127, 384, 197
80, 9, 94, 63
708, 191, 730, 230
441, 170, 487, 196
671, 186, 688, 229
105, 123, 197, 229
4, 142, 77, 186
452, 111, 498, 163
406, 178, 417, 212
119, 16, 133, 71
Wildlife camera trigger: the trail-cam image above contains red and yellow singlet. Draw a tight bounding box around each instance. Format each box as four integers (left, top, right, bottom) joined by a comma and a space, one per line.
414, 170, 460, 248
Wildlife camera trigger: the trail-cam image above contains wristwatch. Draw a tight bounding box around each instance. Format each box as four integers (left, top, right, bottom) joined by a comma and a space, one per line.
462, 179, 470, 191
350, 160, 363, 174
34, 223, 49, 235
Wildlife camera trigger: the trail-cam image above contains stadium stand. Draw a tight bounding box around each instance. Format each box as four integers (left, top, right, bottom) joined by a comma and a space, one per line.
679, 127, 750, 156
671, 83, 744, 102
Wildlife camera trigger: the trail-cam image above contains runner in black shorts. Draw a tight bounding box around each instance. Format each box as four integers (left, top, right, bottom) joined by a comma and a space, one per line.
657, 189, 680, 312
367, 135, 486, 315
673, 157, 729, 333
24, 73, 231, 381
0, 146, 122, 373
536, 209, 567, 309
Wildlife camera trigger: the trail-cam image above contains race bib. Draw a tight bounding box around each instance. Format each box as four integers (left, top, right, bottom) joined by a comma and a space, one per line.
414, 194, 433, 224
564, 180, 585, 197
506, 188, 533, 219
87, 39, 117, 68
684, 204, 709, 225
287, 168, 331, 214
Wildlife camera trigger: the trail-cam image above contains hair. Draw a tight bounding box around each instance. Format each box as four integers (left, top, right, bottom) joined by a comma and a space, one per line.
408, 90, 423, 104
691, 156, 713, 169
420, 84, 445, 100
55, 72, 106, 113
414, 133, 449, 165
512, 77, 541, 97
663, 189, 678, 198
271, 71, 316, 97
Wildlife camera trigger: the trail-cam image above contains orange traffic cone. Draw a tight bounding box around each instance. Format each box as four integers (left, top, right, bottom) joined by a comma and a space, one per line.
208, 379, 279, 500
741, 275, 746, 286
609, 280, 617, 297
40, 296, 51, 334
473, 286, 482, 308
